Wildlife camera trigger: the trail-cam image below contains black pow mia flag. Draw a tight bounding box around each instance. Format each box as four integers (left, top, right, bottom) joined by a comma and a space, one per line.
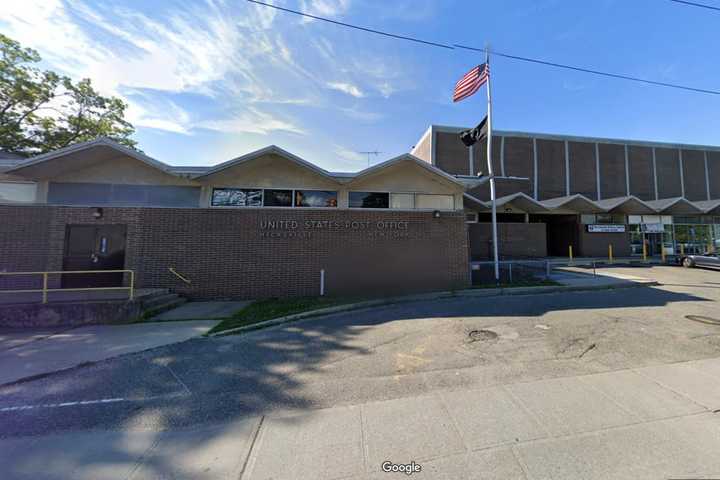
459, 116, 488, 147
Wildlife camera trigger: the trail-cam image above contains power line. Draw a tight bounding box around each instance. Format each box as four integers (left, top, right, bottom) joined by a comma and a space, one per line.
245, 0, 453, 49
669, 0, 720, 12
246, 0, 720, 96
455, 44, 720, 95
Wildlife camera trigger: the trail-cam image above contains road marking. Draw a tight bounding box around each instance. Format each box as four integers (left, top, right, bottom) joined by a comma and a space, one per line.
0, 397, 125, 412
0, 392, 189, 412
164, 363, 192, 395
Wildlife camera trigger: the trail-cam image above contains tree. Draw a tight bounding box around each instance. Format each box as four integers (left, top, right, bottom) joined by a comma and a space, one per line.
0, 34, 137, 154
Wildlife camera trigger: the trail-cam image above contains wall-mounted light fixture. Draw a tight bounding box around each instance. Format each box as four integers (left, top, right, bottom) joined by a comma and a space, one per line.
433, 210, 441, 218
92, 207, 104, 219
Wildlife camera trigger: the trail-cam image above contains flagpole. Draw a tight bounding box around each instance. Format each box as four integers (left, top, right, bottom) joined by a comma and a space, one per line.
485, 48, 500, 283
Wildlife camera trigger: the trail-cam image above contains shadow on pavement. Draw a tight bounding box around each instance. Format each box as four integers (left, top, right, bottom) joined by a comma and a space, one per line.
0, 283, 713, 477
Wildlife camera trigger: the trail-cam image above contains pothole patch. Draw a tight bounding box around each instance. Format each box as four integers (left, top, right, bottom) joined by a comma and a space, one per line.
685, 315, 720, 326
468, 329, 499, 342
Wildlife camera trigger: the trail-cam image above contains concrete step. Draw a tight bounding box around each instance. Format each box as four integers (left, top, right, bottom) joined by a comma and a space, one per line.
143, 297, 188, 319
142, 293, 182, 309
134, 288, 171, 302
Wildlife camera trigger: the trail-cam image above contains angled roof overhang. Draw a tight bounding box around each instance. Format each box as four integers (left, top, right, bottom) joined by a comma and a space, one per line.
194, 145, 340, 183
463, 193, 488, 211
347, 153, 465, 188
454, 175, 489, 189
694, 199, 720, 215
6, 137, 178, 180
595, 196, 657, 214
539, 194, 605, 213
646, 197, 704, 215
494, 192, 549, 213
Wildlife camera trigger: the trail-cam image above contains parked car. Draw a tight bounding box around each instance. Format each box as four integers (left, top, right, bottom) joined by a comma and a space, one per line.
681, 252, 720, 269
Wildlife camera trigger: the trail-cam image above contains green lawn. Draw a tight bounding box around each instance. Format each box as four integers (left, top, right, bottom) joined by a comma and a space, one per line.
207, 296, 363, 334
208, 279, 563, 335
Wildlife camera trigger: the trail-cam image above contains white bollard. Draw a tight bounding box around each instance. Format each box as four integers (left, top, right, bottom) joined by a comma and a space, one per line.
320, 269, 325, 296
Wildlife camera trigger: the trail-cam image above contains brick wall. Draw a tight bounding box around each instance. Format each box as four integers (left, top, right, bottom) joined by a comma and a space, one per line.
0, 206, 470, 299
468, 223, 547, 260
577, 228, 632, 257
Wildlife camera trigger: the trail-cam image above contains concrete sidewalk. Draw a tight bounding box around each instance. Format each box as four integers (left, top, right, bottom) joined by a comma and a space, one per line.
550, 266, 658, 289
0, 320, 218, 385
150, 301, 250, 321
6, 356, 720, 479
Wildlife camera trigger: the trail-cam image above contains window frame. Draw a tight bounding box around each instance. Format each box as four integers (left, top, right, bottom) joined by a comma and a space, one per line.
210, 187, 339, 209
348, 191, 391, 209
294, 189, 339, 208
347, 190, 456, 211
0, 180, 38, 204
210, 187, 264, 208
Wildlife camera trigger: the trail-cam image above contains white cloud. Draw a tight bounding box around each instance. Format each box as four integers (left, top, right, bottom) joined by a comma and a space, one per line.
327, 82, 365, 98
333, 145, 370, 169
300, 0, 351, 18
0, 0, 409, 162
197, 108, 305, 136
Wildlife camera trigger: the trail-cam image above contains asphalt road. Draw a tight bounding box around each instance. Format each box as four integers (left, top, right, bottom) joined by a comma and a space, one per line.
3, 265, 720, 479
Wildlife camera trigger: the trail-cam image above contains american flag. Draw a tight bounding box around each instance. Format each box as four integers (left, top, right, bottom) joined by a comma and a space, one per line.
453, 63, 489, 103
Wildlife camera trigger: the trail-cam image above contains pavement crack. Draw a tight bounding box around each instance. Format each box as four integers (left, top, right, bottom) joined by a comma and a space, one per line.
578, 343, 597, 358
239, 415, 265, 480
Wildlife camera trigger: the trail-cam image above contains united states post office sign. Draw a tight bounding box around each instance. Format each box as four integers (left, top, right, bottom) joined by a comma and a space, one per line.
587, 224, 626, 233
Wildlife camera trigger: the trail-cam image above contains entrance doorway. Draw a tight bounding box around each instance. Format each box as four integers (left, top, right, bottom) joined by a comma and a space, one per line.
645, 233, 663, 257
62, 225, 127, 288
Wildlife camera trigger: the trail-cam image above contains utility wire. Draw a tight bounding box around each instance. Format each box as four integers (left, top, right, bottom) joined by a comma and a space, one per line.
246, 0, 720, 96
245, 0, 453, 49
455, 44, 720, 95
668, 0, 720, 12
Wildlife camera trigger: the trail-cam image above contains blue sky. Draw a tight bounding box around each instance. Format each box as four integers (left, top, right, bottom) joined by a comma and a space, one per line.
1, 0, 718, 171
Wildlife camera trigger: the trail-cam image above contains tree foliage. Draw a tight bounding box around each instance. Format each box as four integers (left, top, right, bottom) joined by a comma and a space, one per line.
0, 34, 136, 154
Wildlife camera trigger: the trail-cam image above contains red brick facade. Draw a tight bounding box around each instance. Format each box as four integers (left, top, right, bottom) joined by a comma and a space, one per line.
0, 206, 470, 299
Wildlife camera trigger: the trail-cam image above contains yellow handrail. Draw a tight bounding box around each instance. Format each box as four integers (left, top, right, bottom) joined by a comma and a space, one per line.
0, 270, 134, 303
168, 267, 191, 285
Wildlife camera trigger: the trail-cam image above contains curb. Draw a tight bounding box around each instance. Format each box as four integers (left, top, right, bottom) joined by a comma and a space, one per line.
208, 279, 659, 337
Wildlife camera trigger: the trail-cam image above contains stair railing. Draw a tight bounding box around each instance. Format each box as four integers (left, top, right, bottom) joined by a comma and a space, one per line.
168, 267, 192, 285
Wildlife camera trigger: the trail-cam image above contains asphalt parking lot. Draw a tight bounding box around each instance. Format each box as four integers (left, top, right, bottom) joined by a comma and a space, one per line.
3, 265, 720, 479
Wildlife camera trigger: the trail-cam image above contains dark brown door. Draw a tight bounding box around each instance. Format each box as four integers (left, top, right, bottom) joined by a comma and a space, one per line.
62, 225, 127, 288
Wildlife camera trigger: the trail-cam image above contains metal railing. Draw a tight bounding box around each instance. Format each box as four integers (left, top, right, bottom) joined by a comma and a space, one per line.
0, 270, 134, 303
168, 267, 191, 285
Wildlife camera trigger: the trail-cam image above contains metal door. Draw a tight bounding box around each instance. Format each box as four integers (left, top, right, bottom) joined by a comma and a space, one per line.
62, 225, 127, 288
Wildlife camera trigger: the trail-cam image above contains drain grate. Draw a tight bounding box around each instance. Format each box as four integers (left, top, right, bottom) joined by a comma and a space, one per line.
685, 315, 720, 326
468, 329, 499, 342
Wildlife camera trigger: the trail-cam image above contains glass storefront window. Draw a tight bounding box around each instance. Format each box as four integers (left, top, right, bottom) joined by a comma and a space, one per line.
675, 224, 712, 254
390, 193, 414, 209
263, 189, 293, 207
294, 190, 337, 207
211, 188, 262, 207
415, 194, 454, 210
349, 192, 389, 208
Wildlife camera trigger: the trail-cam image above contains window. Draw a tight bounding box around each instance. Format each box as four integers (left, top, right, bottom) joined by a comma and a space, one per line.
349, 192, 389, 208
466, 212, 479, 223
295, 190, 337, 207
415, 194, 454, 210
48, 182, 201, 207
391, 193, 414, 209
211, 188, 262, 207
0, 182, 36, 203
263, 189, 293, 207
580, 214, 596, 225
